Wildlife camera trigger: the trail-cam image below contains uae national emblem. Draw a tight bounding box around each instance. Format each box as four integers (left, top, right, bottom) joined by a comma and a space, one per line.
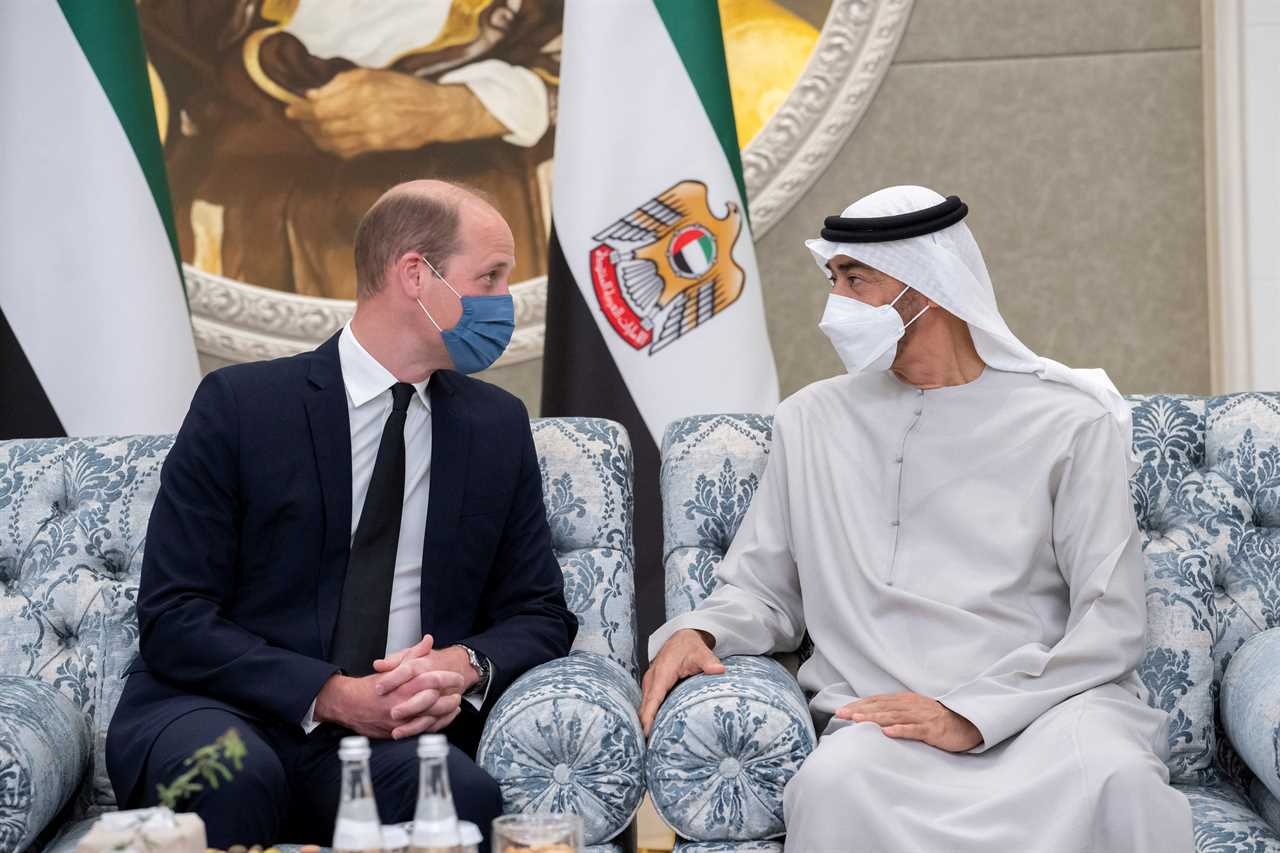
589, 180, 745, 354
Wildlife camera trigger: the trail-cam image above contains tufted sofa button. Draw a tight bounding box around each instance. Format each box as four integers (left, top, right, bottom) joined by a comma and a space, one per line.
552, 763, 572, 786
718, 757, 742, 779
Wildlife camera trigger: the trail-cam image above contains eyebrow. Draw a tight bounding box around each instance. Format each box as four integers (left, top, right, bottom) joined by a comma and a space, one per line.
829, 259, 870, 274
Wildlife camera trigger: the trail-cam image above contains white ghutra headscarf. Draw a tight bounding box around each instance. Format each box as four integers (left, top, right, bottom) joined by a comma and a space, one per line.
805, 185, 1136, 471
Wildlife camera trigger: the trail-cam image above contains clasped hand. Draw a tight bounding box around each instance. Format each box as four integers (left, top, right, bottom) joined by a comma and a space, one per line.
315, 635, 476, 740
836, 692, 982, 752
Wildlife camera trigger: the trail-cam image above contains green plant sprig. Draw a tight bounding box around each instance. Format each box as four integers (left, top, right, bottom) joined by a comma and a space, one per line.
155, 727, 248, 810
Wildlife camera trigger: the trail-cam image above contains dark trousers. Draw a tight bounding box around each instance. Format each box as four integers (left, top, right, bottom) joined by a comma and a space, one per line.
129, 708, 502, 852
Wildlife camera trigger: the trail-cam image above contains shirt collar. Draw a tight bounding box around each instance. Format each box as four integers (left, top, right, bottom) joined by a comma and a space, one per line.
338, 323, 431, 411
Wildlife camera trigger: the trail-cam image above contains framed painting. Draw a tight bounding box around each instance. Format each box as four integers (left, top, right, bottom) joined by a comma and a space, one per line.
139, 0, 913, 366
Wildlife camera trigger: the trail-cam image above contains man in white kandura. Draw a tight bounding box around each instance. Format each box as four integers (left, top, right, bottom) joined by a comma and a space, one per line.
640, 186, 1193, 852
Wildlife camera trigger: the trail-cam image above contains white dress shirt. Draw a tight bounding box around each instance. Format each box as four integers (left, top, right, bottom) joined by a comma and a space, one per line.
302, 323, 486, 732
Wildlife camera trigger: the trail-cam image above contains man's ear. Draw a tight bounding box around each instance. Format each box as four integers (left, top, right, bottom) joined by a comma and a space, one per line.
393, 251, 424, 300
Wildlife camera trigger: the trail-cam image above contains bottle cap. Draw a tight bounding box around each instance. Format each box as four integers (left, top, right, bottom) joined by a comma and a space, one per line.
458, 821, 483, 845
338, 735, 371, 761
417, 733, 449, 758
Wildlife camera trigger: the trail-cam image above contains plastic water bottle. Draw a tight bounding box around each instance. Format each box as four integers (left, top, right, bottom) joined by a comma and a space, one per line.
457, 821, 482, 853
410, 734, 461, 853
333, 736, 384, 853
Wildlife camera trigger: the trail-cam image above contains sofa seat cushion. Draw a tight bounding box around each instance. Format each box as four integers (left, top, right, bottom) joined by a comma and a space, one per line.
1180, 782, 1280, 851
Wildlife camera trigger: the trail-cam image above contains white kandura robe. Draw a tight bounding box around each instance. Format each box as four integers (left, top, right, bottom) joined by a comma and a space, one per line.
650, 367, 1193, 853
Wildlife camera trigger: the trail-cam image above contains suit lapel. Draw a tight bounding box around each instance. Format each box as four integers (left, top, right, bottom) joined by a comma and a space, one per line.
422, 370, 468, 634
305, 333, 352, 658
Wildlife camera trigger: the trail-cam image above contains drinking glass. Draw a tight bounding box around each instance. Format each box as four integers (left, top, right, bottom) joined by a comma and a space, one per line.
491, 814, 583, 853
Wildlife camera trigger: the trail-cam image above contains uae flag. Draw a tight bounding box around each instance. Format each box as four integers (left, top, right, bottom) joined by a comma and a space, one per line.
0, 1, 199, 439
542, 0, 780, 645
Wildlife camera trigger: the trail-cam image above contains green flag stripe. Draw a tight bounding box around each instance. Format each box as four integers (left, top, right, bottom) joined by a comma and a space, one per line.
652, 0, 750, 223
57, 0, 186, 297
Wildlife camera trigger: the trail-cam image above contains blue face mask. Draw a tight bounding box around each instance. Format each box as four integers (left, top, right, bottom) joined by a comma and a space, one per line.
416, 256, 515, 374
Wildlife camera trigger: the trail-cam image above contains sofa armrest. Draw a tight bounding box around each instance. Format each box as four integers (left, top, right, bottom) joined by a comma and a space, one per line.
645, 655, 816, 842
477, 652, 644, 846
0, 675, 92, 851
1221, 628, 1280, 804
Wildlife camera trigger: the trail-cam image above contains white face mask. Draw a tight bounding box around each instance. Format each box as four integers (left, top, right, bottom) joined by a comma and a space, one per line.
818, 284, 929, 375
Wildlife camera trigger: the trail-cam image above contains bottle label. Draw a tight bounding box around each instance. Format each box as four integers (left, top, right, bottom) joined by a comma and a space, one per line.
333, 816, 383, 852
412, 816, 461, 847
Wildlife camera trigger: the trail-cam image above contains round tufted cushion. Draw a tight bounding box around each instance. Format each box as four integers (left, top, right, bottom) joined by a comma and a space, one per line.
1221, 627, 1280, 803
646, 655, 815, 842
477, 652, 644, 845
0, 675, 92, 851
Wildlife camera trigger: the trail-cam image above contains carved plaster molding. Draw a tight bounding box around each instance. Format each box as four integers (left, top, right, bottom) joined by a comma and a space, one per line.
187, 266, 546, 367
742, 0, 914, 235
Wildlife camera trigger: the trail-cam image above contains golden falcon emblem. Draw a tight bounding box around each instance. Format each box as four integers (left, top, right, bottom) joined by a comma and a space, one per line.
589, 180, 745, 354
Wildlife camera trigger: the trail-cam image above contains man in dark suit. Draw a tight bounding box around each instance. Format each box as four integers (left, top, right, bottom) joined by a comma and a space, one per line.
106, 180, 577, 850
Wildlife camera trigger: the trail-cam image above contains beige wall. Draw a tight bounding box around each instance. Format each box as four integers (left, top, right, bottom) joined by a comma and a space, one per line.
757, 0, 1209, 400
206, 0, 1209, 404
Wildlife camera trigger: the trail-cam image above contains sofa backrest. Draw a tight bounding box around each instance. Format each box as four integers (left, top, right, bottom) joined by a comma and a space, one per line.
0, 418, 635, 813
660, 394, 1280, 785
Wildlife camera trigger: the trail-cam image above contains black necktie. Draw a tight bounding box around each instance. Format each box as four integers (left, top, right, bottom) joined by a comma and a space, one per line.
331, 382, 415, 676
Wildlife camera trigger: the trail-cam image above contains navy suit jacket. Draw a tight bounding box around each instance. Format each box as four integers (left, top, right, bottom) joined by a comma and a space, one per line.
106, 333, 577, 805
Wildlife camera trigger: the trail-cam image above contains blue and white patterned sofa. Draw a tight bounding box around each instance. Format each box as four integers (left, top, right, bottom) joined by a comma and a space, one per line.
646, 394, 1280, 852
0, 418, 644, 853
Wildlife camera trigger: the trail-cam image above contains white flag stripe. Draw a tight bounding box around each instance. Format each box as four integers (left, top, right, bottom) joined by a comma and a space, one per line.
554, 0, 779, 445
0, 5, 199, 434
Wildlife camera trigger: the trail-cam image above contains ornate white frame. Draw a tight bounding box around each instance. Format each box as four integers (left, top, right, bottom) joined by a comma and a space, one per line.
186, 0, 914, 367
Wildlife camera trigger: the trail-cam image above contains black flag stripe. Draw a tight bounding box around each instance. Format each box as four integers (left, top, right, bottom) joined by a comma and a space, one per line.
541, 225, 665, 662
0, 304, 65, 439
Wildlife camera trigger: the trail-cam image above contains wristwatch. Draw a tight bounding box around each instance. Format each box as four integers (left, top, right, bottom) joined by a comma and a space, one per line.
459, 645, 491, 697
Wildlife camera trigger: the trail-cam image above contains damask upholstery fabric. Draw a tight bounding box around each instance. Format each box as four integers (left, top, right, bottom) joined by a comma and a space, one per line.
645, 656, 813, 841
1221, 629, 1280, 805
673, 841, 783, 852
1251, 778, 1280, 838
654, 394, 1280, 849
477, 652, 645, 845
660, 416, 774, 621
0, 435, 173, 820
1182, 784, 1280, 851
530, 419, 639, 677
0, 676, 91, 852
1141, 549, 1218, 784
0, 418, 641, 851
